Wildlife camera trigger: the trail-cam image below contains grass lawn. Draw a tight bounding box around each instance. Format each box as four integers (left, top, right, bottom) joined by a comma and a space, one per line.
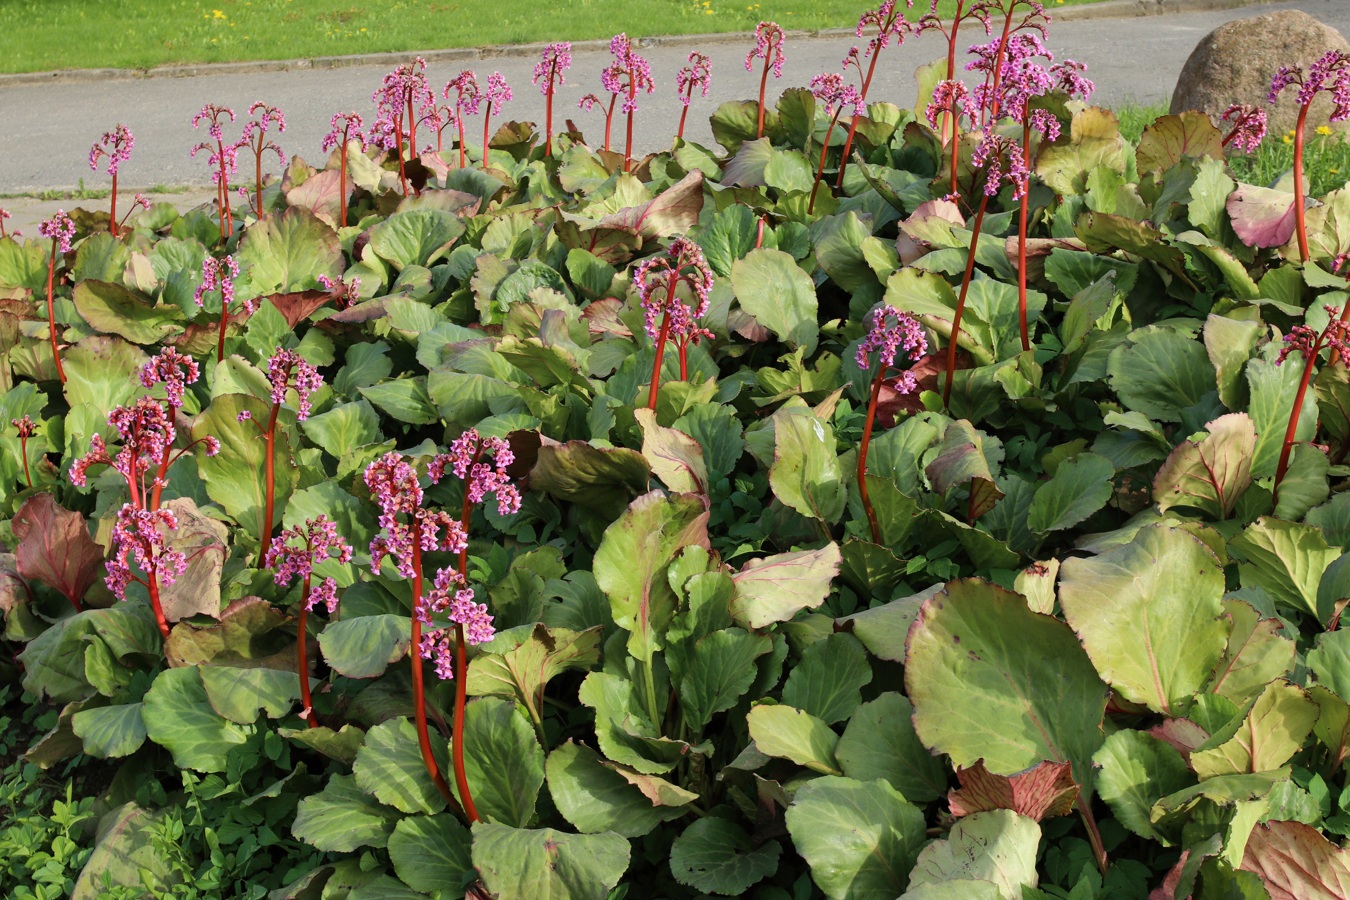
2, 0, 1114, 74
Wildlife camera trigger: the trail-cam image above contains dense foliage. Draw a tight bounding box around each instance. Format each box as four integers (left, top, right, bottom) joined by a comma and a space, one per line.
7, 7, 1350, 898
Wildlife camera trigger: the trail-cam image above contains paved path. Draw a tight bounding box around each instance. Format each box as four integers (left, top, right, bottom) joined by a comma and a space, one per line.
1, 0, 1346, 231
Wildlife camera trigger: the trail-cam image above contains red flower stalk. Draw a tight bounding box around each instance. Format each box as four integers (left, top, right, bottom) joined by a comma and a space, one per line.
244, 349, 323, 567
808, 73, 864, 214
533, 43, 573, 156
37, 211, 74, 384
836, 2, 918, 188
12, 416, 36, 489
106, 504, 187, 638
236, 102, 288, 219
675, 52, 712, 147
1268, 51, 1350, 263
970, 0, 1049, 126
88, 124, 135, 237
578, 93, 614, 153
602, 34, 655, 173
1273, 300, 1350, 506
194, 254, 246, 364
745, 21, 786, 139
855, 307, 928, 542
321, 113, 367, 228
445, 71, 482, 170
266, 516, 352, 728
634, 237, 715, 410
0, 208, 13, 239
190, 104, 239, 242
139, 347, 203, 510
373, 58, 437, 196
481, 72, 513, 168
926, 81, 977, 204
918, 0, 991, 142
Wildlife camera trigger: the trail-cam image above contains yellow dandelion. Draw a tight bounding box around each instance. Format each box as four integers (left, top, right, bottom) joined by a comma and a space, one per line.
1283, 134, 1294, 144
1318, 125, 1333, 136
212, 9, 226, 19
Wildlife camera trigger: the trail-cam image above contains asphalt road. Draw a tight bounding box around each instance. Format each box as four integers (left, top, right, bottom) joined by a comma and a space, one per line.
0, 0, 1346, 204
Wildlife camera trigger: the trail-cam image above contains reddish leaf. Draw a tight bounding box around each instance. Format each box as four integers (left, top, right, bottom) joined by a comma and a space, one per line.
1227, 183, 1305, 249
267, 290, 331, 329
581, 298, 632, 338
156, 498, 227, 623
947, 759, 1078, 821
1148, 717, 1210, 762
598, 170, 705, 242
285, 169, 348, 228
12, 493, 103, 608
1241, 820, 1350, 899
897, 198, 964, 265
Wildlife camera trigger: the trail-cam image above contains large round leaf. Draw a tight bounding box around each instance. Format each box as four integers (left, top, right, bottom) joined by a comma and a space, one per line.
237, 207, 343, 293
1059, 524, 1227, 716
459, 697, 545, 827
387, 813, 473, 894
471, 824, 631, 900
546, 741, 689, 837
191, 393, 297, 542
353, 717, 448, 815
369, 208, 465, 272
669, 817, 781, 896
731, 248, 819, 354
140, 667, 252, 772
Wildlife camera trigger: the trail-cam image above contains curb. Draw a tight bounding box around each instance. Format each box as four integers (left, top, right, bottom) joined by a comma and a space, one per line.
0, 0, 1274, 88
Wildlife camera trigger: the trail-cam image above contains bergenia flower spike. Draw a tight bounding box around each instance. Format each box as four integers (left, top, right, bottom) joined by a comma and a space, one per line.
0, 208, 14, 239
634, 236, 715, 410
194, 254, 245, 364
856, 306, 928, 542
89, 124, 135, 237
533, 43, 572, 156
372, 58, 437, 196
1268, 50, 1350, 261
602, 34, 655, 172
836, 1, 918, 186
481, 72, 513, 165
1273, 299, 1350, 507
807, 73, 864, 214
745, 21, 786, 138
106, 504, 187, 638
38, 210, 76, 384
191, 104, 239, 241
675, 52, 712, 146
1220, 104, 1267, 153
266, 515, 353, 727
445, 70, 482, 169
321, 112, 367, 227
251, 349, 324, 567
12, 415, 36, 490
236, 101, 288, 219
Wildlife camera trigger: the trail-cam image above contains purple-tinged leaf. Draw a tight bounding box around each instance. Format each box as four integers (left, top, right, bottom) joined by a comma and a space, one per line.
1227, 183, 1309, 249
1241, 820, 1350, 899
12, 493, 103, 608
947, 759, 1078, 821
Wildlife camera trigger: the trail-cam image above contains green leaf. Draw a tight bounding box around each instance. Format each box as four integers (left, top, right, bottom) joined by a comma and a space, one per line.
1209, 599, 1295, 706
770, 411, 847, 523
529, 441, 651, 521
73, 280, 183, 344
387, 814, 473, 895
293, 773, 402, 852
546, 741, 689, 837
1094, 730, 1192, 844
238, 207, 343, 293
280, 724, 366, 766
192, 393, 297, 541
1058, 525, 1227, 715
318, 615, 412, 679
359, 377, 439, 425
836, 692, 947, 803
0, 236, 48, 291
1153, 413, 1256, 520
908, 810, 1040, 897
781, 633, 873, 725
70, 803, 180, 898
369, 209, 466, 271
1229, 517, 1340, 621
302, 399, 381, 459
678, 628, 772, 733
199, 666, 302, 724
579, 671, 689, 774
906, 580, 1108, 792
1135, 112, 1224, 174
353, 717, 448, 815
1026, 451, 1114, 533
669, 817, 781, 896
472, 824, 631, 900
1107, 328, 1216, 422
785, 776, 926, 900
140, 667, 252, 772
593, 491, 709, 663
731, 248, 819, 354
923, 420, 1004, 519
730, 542, 841, 629
467, 624, 600, 724
1309, 629, 1350, 702
1192, 680, 1319, 778
71, 703, 147, 759
746, 704, 841, 774
698, 204, 759, 276
460, 697, 545, 827
1249, 353, 1319, 478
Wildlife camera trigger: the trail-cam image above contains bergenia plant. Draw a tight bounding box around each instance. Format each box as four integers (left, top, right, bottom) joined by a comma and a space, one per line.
974, 0, 1050, 125
1220, 103, 1268, 153
235, 101, 287, 219
480, 72, 513, 166
745, 21, 786, 139
364, 452, 471, 817
445, 70, 482, 169
577, 92, 612, 153
266, 516, 353, 728
918, 0, 990, 136
1268, 50, 1350, 262
372, 58, 437, 196
674, 52, 712, 146
855, 306, 927, 543
38, 210, 75, 384
634, 236, 714, 410
244, 349, 323, 567
926, 80, 977, 200
321, 112, 367, 228
0, 207, 13, 239
602, 34, 655, 172
12, 416, 35, 489
807, 72, 863, 214
835, 1, 917, 187
194, 254, 246, 364
88, 124, 134, 237
106, 504, 186, 638
1273, 299, 1350, 509
944, 128, 1025, 406
428, 429, 518, 811
139, 347, 203, 510
533, 42, 572, 156
190, 104, 239, 242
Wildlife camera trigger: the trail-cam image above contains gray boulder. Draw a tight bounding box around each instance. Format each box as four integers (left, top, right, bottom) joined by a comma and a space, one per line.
1170, 10, 1350, 137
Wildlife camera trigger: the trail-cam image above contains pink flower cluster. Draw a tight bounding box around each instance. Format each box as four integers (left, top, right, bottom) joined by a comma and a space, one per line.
38, 211, 76, 254
364, 452, 469, 579
533, 43, 572, 95
856, 305, 928, 396
190, 104, 240, 184
322, 112, 368, 154
809, 72, 864, 118
855, 0, 917, 58
70, 397, 173, 489
267, 349, 323, 421
266, 515, 353, 614
237, 101, 289, 171
634, 237, 715, 347
484, 72, 513, 117
371, 57, 439, 151
1220, 104, 1268, 153
745, 21, 786, 78
429, 429, 522, 516
602, 33, 655, 114
89, 124, 135, 177
139, 347, 200, 409
973, 131, 1032, 198
926, 80, 975, 131
12, 415, 35, 439
1270, 50, 1350, 121
194, 255, 246, 313
419, 568, 496, 680
317, 273, 362, 306
1279, 306, 1350, 366
445, 70, 482, 118
106, 505, 187, 601
676, 53, 712, 106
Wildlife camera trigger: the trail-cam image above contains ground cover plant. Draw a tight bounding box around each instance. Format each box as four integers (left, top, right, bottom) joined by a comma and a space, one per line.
9, 2, 1350, 897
